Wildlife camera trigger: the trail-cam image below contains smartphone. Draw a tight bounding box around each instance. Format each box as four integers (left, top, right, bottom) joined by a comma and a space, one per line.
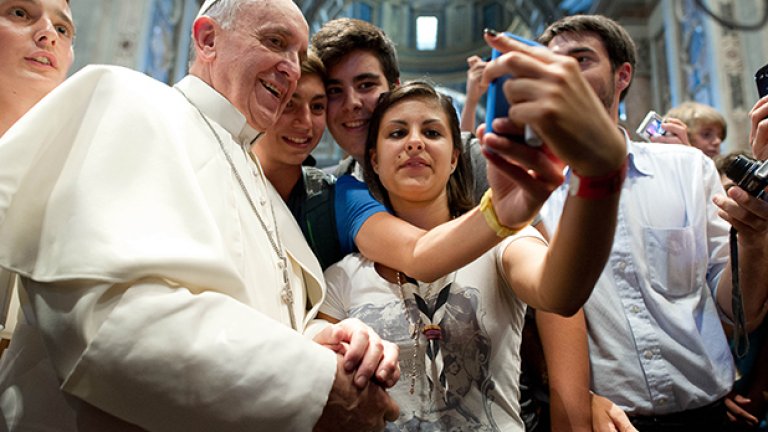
635, 110, 666, 141
485, 33, 544, 147
756, 62, 768, 98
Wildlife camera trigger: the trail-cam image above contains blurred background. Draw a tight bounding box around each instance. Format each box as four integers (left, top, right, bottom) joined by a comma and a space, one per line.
67, 0, 768, 166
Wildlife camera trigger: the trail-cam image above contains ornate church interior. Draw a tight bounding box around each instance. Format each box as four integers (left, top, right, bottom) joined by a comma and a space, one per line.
2, 1, 767, 429
67, 0, 768, 164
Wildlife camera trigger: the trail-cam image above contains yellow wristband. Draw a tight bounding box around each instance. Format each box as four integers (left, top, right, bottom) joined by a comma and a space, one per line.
479, 189, 529, 238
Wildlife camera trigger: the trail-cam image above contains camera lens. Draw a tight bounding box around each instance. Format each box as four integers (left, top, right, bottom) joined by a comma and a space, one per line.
725, 155, 756, 184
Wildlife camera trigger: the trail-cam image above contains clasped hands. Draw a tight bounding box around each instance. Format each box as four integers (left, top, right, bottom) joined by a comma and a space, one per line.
313, 318, 400, 432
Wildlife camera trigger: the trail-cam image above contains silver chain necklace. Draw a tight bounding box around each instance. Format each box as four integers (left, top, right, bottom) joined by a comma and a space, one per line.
176, 87, 297, 329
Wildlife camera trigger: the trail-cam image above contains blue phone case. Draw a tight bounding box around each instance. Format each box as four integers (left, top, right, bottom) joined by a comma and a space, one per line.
485, 33, 544, 146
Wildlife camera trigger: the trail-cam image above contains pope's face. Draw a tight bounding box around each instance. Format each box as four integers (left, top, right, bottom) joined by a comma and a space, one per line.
209, 0, 308, 131
0, 0, 74, 101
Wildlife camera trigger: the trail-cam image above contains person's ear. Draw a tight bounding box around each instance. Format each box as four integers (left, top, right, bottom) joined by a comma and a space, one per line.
615, 62, 632, 94
370, 148, 380, 174
192, 16, 218, 61
450, 148, 459, 173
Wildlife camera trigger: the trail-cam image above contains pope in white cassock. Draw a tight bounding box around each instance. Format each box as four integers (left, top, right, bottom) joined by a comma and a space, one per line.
0, 0, 399, 430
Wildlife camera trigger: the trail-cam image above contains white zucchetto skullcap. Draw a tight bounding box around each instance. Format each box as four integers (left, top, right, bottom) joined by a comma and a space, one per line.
196, 0, 220, 18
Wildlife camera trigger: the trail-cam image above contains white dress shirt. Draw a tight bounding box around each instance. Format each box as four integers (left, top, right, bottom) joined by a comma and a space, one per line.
540, 136, 733, 415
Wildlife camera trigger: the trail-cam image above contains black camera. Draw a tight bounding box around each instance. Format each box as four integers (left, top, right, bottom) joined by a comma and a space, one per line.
756, 62, 768, 98
725, 155, 768, 199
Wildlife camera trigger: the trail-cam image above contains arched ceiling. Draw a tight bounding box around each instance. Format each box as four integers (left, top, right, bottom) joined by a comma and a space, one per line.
294, 0, 658, 85
296, 0, 660, 31
299, 0, 568, 37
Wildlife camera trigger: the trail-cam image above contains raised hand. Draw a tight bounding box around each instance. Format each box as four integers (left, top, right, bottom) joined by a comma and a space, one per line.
461, 55, 490, 132
649, 117, 690, 145
476, 121, 564, 228
713, 185, 768, 240
749, 96, 768, 159
481, 30, 626, 178
465, 55, 489, 105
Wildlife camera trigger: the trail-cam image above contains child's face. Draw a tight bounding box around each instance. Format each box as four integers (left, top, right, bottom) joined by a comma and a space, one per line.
690, 123, 724, 158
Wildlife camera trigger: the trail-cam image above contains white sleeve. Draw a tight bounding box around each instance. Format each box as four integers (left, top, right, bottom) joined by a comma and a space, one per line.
0, 66, 337, 431
321, 260, 354, 321
26, 277, 336, 432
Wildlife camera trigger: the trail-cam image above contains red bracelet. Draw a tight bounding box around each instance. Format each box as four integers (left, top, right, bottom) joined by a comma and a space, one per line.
569, 158, 628, 199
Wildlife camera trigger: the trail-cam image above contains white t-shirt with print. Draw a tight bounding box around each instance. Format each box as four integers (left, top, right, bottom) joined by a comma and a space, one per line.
322, 226, 545, 432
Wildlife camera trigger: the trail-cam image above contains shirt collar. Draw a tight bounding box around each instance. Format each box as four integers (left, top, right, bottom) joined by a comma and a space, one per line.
174, 75, 262, 146
563, 126, 652, 181
618, 126, 653, 177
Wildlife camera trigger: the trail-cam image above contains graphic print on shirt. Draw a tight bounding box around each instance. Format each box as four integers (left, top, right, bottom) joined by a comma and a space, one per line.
349, 280, 500, 431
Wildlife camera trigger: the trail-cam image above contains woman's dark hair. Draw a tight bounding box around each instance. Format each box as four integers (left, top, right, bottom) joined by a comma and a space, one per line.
363, 81, 474, 217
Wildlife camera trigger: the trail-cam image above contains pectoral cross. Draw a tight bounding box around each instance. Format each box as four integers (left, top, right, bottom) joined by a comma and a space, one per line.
278, 256, 297, 330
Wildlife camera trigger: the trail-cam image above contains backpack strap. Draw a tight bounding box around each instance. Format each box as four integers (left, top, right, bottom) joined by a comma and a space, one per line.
299, 167, 342, 270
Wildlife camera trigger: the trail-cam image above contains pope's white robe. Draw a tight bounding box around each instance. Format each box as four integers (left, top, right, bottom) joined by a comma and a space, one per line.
0, 65, 336, 431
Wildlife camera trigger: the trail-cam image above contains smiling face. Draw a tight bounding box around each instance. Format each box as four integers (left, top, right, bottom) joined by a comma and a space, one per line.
258, 72, 326, 168
0, 0, 74, 101
370, 97, 458, 211
199, 0, 308, 131
325, 49, 391, 161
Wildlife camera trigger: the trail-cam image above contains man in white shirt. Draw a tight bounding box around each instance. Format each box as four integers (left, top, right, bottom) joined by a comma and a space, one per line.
0, 0, 399, 430
535, 15, 768, 432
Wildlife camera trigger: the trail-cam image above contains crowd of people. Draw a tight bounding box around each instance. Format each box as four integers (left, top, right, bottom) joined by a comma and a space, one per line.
0, 0, 766, 431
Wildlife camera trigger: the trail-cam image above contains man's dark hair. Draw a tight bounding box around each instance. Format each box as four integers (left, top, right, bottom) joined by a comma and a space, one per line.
715, 150, 753, 177
538, 15, 637, 101
311, 18, 399, 88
